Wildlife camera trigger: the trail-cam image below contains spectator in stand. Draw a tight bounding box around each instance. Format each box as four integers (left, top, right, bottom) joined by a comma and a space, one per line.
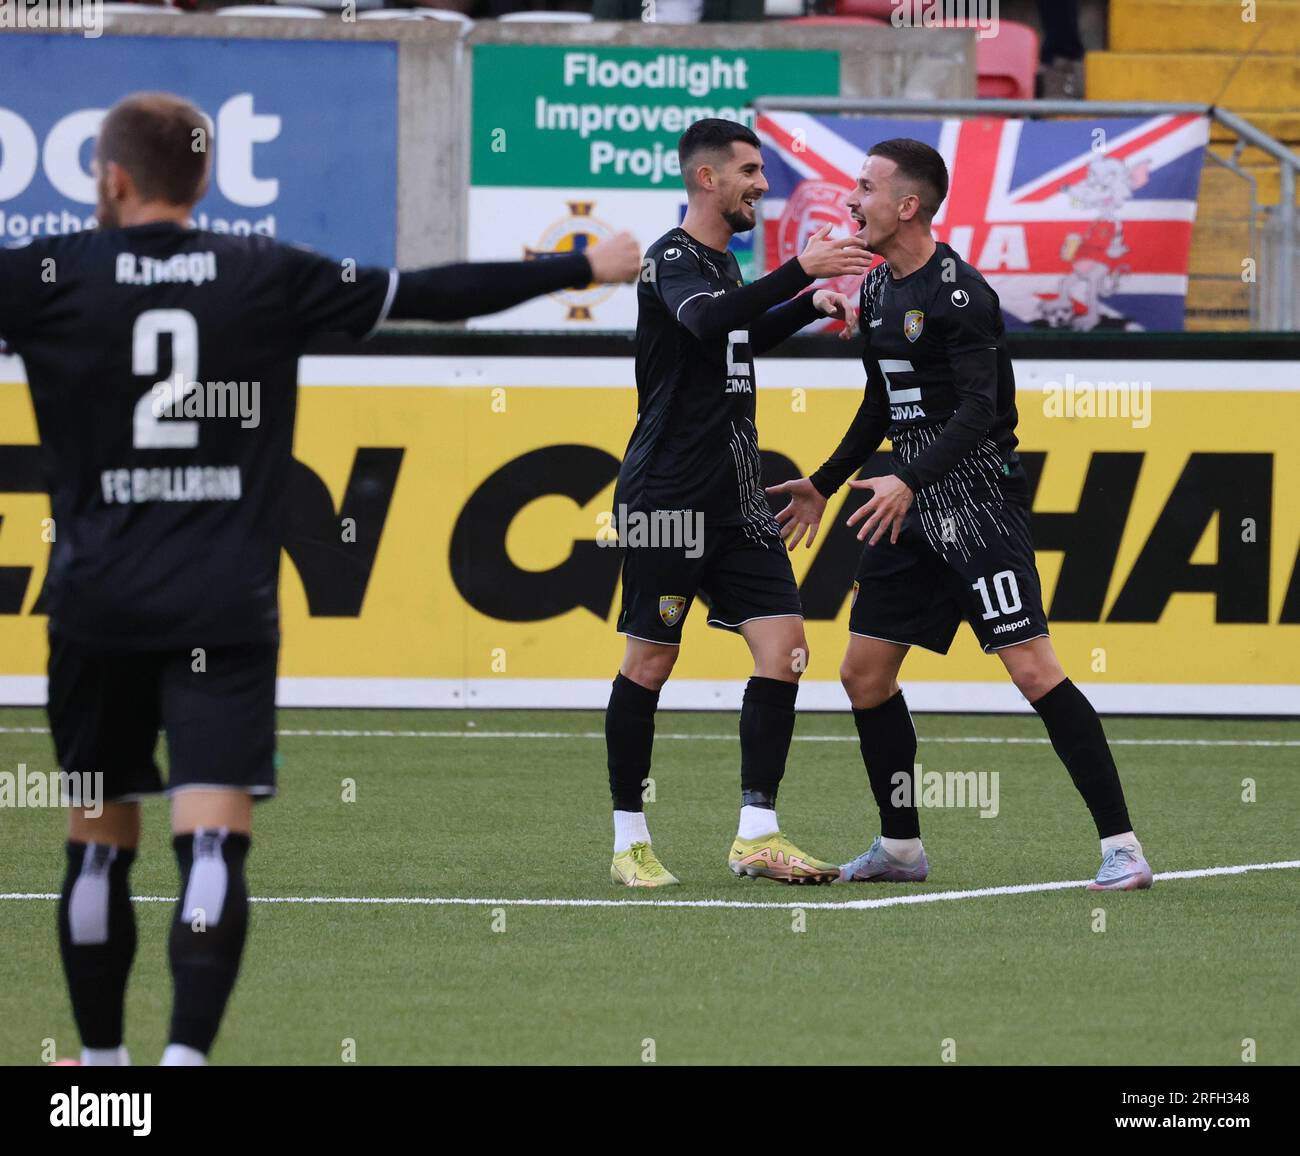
1037, 0, 1085, 99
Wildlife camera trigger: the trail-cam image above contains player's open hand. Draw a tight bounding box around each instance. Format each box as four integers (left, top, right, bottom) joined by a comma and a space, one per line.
586, 232, 643, 283
765, 476, 828, 550
797, 224, 872, 281
846, 474, 914, 546
812, 289, 859, 338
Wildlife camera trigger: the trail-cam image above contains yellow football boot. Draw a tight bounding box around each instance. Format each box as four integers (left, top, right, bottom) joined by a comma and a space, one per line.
728, 832, 840, 884
611, 841, 681, 888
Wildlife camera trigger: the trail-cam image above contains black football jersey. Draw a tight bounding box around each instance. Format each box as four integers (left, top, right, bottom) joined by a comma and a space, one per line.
616, 229, 773, 532
0, 222, 393, 648
812, 242, 1027, 510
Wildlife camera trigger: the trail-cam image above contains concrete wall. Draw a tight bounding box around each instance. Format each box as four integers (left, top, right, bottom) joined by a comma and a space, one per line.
21, 14, 976, 264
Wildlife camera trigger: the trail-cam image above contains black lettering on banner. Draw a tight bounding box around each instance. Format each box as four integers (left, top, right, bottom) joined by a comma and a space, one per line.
1280, 544, 1300, 624
799, 451, 894, 620
1109, 453, 1272, 623
0, 445, 403, 619
0, 445, 44, 613
285, 450, 405, 616
1022, 451, 1143, 621
449, 444, 621, 621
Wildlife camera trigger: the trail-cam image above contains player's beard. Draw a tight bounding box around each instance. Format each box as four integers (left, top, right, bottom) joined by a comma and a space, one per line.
722, 206, 755, 234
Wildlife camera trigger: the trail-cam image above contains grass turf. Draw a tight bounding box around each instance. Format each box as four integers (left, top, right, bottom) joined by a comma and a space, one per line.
1, 707, 1297, 1065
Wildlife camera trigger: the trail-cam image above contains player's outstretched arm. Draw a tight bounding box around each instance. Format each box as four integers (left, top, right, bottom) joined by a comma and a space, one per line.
388, 232, 642, 323
668, 225, 870, 343
750, 288, 859, 355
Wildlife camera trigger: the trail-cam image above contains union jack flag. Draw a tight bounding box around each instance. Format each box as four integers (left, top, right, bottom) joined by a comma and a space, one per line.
756, 113, 1210, 332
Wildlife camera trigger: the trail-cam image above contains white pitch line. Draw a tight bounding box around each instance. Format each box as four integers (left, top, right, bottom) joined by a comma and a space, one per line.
3, 860, 1298, 912
1, 726, 1298, 748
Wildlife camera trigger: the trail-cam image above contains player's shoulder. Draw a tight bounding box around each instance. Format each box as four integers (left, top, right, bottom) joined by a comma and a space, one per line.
186, 229, 295, 263
2, 232, 78, 263
929, 244, 998, 315
648, 229, 702, 266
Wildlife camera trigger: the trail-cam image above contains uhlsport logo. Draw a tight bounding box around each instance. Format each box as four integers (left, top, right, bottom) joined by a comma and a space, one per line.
525, 201, 619, 321
903, 309, 925, 342
658, 595, 686, 627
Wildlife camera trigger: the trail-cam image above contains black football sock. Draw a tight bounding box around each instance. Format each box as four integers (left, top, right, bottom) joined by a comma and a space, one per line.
58, 842, 138, 1050
852, 690, 921, 839
1031, 678, 1133, 838
168, 829, 251, 1055
739, 676, 799, 809
606, 673, 660, 812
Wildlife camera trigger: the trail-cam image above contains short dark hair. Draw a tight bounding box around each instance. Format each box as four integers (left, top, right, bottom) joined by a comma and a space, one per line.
868, 138, 949, 222
97, 92, 210, 206
678, 118, 761, 189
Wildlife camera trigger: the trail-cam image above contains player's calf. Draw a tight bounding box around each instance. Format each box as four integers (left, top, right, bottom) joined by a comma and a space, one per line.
164, 825, 251, 1065
58, 839, 138, 1065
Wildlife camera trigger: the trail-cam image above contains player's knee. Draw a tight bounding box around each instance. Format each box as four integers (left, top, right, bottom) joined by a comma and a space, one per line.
623, 647, 678, 691
1008, 662, 1061, 704
1003, 649, 1066, 704
840, 662, 894, 709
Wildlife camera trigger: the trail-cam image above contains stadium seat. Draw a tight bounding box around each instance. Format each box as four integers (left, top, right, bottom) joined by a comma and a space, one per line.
498, 11, 594, 20
976, 20, 1038, 100
215, 5, 326, 14
101, 2, 184, 11
275, 0, 385, 7
834, 0, 898, 17
358, 9, 472, 20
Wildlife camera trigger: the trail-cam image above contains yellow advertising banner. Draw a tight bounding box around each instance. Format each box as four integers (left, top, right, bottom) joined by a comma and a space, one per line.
2, 354, 1298, 713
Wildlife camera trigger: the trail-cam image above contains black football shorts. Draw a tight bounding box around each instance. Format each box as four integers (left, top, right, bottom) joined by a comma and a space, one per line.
46, 632, 279, 803
616, 521, 803, 645
848, 500, 1048, 654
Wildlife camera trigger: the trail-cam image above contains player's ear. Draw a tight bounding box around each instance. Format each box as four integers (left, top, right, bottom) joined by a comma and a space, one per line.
104, 161, 133, 204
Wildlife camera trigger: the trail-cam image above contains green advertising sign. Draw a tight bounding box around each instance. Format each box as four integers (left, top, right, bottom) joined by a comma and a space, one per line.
471, 45, 840, 189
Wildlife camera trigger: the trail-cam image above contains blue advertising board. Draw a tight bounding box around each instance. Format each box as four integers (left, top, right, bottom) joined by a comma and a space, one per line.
0, 35, 397, 265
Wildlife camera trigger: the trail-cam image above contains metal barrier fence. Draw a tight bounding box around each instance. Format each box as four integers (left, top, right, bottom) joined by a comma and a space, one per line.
752, 97, 1300, 332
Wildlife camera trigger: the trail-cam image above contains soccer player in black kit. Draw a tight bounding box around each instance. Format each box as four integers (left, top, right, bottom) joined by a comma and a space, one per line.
0, 92, 641, 1065
768, 139, 1153, 892
605, 119, 872, 887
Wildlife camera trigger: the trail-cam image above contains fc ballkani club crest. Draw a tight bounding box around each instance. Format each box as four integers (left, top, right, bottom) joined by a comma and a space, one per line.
525, 201, 619, 321
658, 595, 686, 627
904, 309, 925, 342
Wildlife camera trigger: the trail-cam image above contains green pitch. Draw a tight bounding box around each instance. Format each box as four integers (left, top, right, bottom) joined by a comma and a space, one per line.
2, 707, 1297, 1066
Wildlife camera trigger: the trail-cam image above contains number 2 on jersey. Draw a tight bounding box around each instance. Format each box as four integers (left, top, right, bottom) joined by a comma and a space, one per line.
132, 308, 199, 449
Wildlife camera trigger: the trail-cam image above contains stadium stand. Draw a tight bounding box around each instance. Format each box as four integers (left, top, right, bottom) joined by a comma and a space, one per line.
1092, 0, 1300, 329
975, 20, 1038, 100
